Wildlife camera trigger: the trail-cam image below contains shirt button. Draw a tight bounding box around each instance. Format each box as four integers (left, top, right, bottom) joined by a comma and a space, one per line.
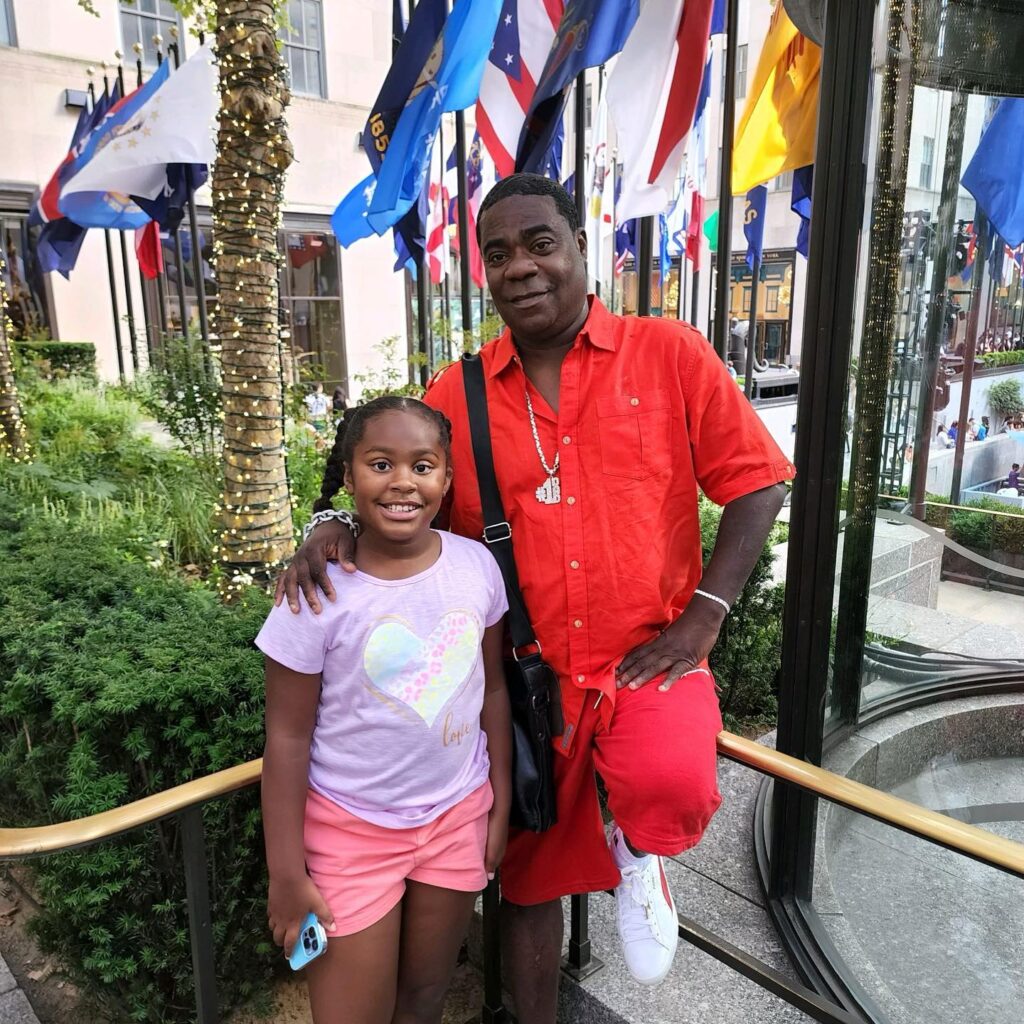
566, 496, 576, 505
577, 674, 585, 683
562, 435, 571, 444
573, 619, 583, 628
569, 559, 580, 569
630, 397, 640, 406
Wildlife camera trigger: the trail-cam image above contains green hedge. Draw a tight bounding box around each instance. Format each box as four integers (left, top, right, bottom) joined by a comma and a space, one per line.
13, 341, 97, 379
980, 350, 1024, 369
0, 497, 273, 1022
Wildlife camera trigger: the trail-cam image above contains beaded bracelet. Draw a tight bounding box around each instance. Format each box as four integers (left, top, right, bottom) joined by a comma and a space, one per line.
693, 588, 731, 615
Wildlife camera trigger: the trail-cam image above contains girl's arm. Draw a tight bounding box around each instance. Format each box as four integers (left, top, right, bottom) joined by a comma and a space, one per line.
262, 656, 335, 953
480, 621, 512, 878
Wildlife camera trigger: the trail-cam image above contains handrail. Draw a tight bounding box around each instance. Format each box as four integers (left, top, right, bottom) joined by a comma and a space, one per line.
0, 759, 262, 858
878, 494, 1024, 519
3, 733, 1023, 877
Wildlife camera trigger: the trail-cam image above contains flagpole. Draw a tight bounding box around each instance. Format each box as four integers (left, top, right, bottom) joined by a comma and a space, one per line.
678, 255, 686, 320
574, 72, 587, 226
96, 69, 127, 383
454, 108, 474, 349
438, 118, 453, 354
114, 54, 141, 374
712, 0, 740, 362
170, 28, 213, 377
744, 255, 760, 398
637, 217, 653, 316
594, 65, 604, 302
690, 262, 700, 328
132, 44, 156, 370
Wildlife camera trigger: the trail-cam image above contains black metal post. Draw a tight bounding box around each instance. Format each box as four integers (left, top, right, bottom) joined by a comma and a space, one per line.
416, 263, 430, 386
114, 62, 140, 374
691, 266, 701, 328
479, 877, 506, 1023
132, 52, 156, 369
678, 256, 687, 320
94, 79, 127, 382
637, 217, 654, 316
455, 110, 474, 348
909, 90, 968, 516
180, 806, 218, 1024
170, 41, 213, 371
744, 256, 760, 398
772, 0, 874, 914
713, 0, 740, 362
574, 71, 587, 226
707, 258, 715, 337
562, 892, 604, 981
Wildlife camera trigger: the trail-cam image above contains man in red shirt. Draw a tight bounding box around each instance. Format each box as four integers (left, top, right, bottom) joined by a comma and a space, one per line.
278, 175, 793, 1019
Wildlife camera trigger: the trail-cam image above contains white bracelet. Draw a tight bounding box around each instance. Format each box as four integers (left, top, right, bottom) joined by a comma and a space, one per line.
302, 508, 360, 543
693, 588, 731, 615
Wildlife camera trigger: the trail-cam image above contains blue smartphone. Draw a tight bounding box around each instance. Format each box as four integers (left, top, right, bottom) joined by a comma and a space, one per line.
288, 912, 328, 971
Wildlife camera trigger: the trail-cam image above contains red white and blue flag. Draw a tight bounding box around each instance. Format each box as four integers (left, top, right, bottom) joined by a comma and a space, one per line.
476, 0, 563, 177
446, 131, 490, 288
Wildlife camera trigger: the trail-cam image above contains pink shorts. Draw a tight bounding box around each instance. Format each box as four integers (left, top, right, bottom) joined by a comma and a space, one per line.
303, 781, 493, 937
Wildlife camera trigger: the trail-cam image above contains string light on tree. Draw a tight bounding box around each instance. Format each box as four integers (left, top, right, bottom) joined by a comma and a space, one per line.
0, 249, 30, 462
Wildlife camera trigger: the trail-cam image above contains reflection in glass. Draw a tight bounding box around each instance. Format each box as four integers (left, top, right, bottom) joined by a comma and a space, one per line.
288, 300, 343, 385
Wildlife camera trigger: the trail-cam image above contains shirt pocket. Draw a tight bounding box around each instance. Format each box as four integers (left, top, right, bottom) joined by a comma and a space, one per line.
596, 390, 673, 481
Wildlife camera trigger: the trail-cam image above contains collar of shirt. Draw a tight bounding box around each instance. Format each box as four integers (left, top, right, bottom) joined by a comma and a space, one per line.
486, 296, 621, 380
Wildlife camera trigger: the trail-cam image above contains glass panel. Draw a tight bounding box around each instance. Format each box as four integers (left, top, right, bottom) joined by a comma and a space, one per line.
159, 226, 216, 337
288, 300, 345, 386
286, 232, 338, 297
809, 792, 1023, 1022
133, 0, 158, 15
0, 1, 13, 46
285, 0, 302, 43
287, 46, 308, 95
304, 0, 321, 47
305, 47, 323, 99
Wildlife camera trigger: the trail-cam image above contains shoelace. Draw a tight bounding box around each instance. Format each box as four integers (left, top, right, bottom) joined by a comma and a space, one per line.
618, 862, 667, 947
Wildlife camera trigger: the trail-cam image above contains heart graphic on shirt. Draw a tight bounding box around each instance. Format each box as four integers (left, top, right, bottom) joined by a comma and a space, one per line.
362, 611, 480, 727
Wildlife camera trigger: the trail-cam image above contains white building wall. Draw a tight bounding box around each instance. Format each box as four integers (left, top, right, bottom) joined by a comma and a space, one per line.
0, 0, 405, 388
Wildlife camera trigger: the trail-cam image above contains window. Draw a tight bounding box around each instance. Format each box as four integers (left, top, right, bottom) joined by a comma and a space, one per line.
766, 285, 780, 313
736, 44, 748, 99
1, 213, 55, 340
281, 0, 326, 99
919, 135, 935, 189
773, 169, 794, 191
280, 227, 346, 387
120, 1, 184, 69
1, 0, 16, 47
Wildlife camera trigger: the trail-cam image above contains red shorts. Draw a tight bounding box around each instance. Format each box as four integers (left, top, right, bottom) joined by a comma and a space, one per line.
304, 781, 493, 936
501, 668, 722, 906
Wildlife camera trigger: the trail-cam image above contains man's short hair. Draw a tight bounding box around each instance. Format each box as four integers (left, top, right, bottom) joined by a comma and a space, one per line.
478, 173, 580, 238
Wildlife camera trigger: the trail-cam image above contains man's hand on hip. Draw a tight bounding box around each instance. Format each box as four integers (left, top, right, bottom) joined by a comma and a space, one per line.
615, 600, 726, 693
273, 519, 357, 614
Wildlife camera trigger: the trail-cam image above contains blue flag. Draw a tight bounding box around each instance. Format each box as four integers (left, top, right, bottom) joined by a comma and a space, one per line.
332, 173, 379, 247
59, 68, 170, 230
517, 1, 639, 175
32, 90, 115, 277
710, 0, 726, 35
961, 98, 1024, 248
133, 163, 208, 233
366, 0, 501, 233
659, 213, 671, 281
743, 185, 768, 269
791, 164, 812, 258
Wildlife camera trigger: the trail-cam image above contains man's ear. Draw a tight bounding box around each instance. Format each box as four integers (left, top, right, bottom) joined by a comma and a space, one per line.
577, 228, 588, 260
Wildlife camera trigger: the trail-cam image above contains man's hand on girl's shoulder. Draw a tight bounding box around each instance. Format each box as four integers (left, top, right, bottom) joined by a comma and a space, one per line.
274, 519, 358, 614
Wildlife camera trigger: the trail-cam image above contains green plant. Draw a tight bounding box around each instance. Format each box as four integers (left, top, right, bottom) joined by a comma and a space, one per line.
284, 427, 354, 539
699, 497, 785, 730
986, 377, 1024, 426
13, 341, 97, 381
353, 335, 426, 400
0, 497, 273, 1022
980, 350, 1024, 369
130, 339, 222, 461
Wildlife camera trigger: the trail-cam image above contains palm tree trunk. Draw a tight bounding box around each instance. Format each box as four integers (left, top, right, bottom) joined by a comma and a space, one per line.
0, 258, 29, 461
212, 0, 295, 589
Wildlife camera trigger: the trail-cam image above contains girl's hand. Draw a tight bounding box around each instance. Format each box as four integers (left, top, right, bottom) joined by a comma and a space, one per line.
484, 809, 509, 880
267, 874, 335, 957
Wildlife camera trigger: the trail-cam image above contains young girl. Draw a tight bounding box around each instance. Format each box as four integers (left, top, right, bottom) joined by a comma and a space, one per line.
256, 396, 511, 1024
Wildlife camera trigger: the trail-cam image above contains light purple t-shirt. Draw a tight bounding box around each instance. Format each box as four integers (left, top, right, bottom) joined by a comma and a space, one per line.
256, 532, 507, 829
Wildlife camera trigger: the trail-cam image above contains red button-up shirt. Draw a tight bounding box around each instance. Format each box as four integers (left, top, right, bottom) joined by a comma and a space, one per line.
424, 298, 795, 756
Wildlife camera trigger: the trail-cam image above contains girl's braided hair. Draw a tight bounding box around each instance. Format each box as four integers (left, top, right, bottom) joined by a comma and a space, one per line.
313, 395, 453, 514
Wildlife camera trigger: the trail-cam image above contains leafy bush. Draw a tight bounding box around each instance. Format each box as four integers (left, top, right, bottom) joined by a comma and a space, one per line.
0, 498, 272, 1022
987, 377, 1024, 425
981, 350, 1024, 369
130, 339, 222, 462
13, 341, 97, 380
699, 498, 785, 730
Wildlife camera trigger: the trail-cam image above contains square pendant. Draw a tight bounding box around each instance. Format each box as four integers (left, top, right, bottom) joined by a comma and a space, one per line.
536, 475, 561, 504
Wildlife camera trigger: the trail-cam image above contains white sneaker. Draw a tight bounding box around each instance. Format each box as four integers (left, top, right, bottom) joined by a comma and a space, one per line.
610, 827, 679, 986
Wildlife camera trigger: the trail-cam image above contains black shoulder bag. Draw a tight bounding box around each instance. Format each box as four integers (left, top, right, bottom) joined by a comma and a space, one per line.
462, 353, 561, 833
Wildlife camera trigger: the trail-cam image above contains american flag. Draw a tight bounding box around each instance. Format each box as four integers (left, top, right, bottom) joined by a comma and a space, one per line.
476, 0, 563, 177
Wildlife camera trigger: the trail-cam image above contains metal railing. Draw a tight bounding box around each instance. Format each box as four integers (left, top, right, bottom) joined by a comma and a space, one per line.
2, 732, 1022, 1023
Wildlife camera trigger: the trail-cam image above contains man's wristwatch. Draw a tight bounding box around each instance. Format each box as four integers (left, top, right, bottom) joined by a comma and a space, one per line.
302, 508, 361, 543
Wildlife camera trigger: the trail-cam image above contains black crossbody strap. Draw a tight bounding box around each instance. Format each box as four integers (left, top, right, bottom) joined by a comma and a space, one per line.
461, 353, 538, 653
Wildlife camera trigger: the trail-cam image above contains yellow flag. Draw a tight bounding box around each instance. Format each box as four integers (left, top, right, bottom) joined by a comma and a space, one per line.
731, 5, 821, 195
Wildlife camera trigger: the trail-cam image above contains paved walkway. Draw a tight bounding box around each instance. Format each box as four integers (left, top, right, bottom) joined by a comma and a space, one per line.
0, 953, 40, 1024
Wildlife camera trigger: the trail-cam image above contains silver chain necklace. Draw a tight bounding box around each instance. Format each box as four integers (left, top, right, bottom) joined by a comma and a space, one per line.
524, 385, 561, 504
